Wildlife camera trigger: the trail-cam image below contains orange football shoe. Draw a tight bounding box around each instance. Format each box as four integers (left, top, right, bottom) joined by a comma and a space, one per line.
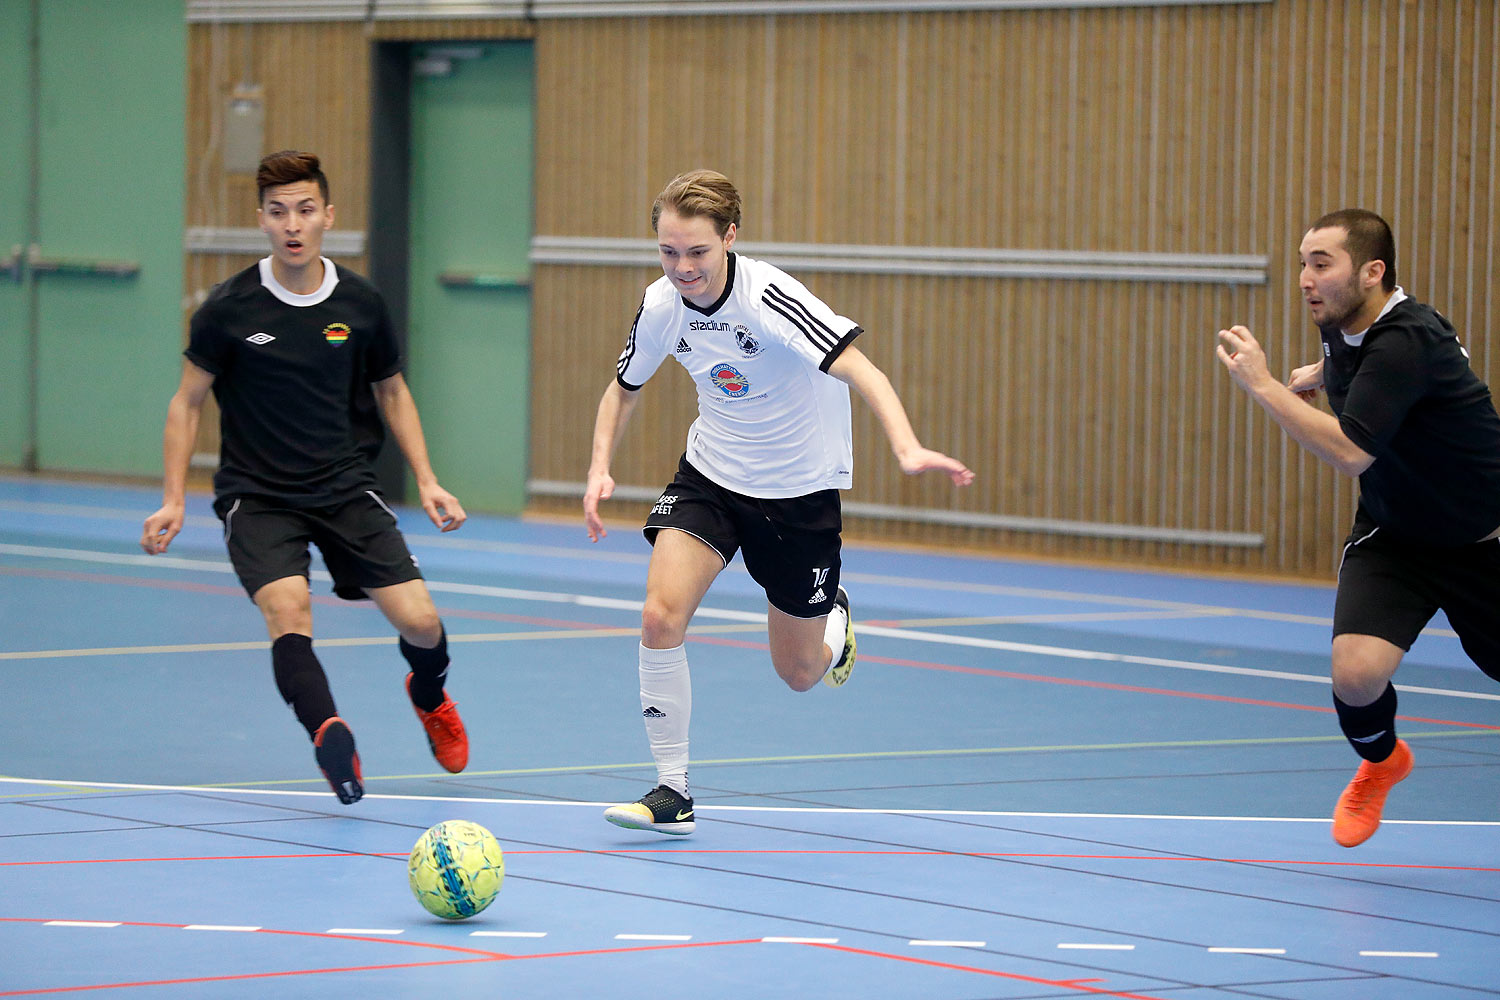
406, 673, 469, 773
1332, 738, 1413, 847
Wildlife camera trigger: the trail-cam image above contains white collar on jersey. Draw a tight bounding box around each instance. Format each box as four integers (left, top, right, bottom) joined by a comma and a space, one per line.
1341, 286, 1406, 347
258, 256, 339, 307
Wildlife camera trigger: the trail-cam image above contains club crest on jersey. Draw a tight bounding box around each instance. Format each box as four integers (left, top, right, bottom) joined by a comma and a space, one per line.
734, 324, 763, 357
323, 323, 351, 346
710, 363, 750, 397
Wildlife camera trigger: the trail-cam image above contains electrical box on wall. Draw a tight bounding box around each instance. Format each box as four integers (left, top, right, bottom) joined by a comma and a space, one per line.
224, 84, 263, 174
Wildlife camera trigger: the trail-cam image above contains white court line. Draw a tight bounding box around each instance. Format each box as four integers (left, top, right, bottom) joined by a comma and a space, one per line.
615, 933, 692, 941
1058, 942, 1135, 950
3, 777, 1500, 827
44, 920, 120, 928
471, 930, 547, 938
2, 544, 1493, 703
1360, 950, 1438, 958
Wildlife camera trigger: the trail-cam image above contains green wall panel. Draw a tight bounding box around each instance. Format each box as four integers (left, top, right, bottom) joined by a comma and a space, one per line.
0, 1, 31, 466
32, 0, 184, 474
407, 43, 534, 514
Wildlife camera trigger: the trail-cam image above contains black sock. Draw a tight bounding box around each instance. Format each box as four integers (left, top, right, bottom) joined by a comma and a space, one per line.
271, 633, 337, 739
1332, 682, 1398, 762
401, 626, 449, 712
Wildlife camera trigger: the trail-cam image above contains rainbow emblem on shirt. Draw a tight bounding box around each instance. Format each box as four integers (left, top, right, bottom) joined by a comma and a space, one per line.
710, 363, 750, 397
323, 323, 351, 346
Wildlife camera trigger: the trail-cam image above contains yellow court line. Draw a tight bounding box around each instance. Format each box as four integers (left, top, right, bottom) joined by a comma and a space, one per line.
0, 624, 768, 661
9, 728, 1490, 797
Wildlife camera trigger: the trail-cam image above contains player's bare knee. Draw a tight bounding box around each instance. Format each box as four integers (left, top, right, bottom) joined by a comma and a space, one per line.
773, 651, 823, 692
1330, 642, 1393, 705
640, 598, 688, 648
402, 612, 443, 648
256, 592, 311, 637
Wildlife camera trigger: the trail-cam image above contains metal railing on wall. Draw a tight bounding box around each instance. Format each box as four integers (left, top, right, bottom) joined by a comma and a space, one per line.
527, 481, 1264, 547
188, 0, 1270, 21
531, 236, 1267, 285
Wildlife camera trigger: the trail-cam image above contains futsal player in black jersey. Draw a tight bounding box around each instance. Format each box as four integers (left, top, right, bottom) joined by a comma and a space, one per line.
1217, 209, 1500, 846
141, 151, 470, 805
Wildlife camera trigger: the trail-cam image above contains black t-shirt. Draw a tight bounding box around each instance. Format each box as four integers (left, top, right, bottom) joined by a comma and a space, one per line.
1322, 295, 1500, 546
186, 259, 403, 506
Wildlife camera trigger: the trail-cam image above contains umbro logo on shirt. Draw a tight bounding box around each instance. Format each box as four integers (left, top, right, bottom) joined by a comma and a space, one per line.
246, 332, 276, 345
675, 338, 692, 354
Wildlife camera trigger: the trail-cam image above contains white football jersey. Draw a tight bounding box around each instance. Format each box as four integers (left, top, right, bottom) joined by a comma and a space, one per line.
616, 253, 862, 498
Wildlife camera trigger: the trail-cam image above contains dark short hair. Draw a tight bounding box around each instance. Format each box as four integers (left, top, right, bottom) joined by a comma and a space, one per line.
257, 150, 330, 205
1310, 208, 1396, 292
651, 169, 742, 237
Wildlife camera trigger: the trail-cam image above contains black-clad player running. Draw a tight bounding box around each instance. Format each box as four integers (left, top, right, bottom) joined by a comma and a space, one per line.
1218, 209, 1500, 847
142, 151, 470, 804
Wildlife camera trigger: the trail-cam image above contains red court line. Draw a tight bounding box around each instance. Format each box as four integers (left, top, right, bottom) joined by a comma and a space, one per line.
0, 920, 1170, 1000
0, 566, 622, 632
11, 851, 1494, 873
860, 651, 1500, 731
0, 566, 246, 598
809, 941, 1169, 999
683, 631, 1500, 731
0, 958, 504, 996
0, 920, 765, 997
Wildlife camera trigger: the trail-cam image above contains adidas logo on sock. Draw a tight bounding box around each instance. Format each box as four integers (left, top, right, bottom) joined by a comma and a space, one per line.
642, 705, 666, 718
808, 587, 827, 604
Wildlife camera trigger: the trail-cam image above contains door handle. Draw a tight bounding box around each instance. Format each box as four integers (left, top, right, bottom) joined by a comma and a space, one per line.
438, 270, 529, 290
26, 245, 139, 278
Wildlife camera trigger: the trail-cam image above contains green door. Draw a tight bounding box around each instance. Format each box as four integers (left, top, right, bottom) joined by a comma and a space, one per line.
30, 0, 184, 474
0, 1, 29, 465
406, 43, 534, 514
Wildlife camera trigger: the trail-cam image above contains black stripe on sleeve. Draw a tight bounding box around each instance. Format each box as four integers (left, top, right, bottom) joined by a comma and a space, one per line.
615, 300, 645, 383
819, 326, 863, 372
763, 282, 839, 353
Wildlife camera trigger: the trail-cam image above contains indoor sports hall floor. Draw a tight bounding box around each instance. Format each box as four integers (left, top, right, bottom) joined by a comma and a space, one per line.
2, 475, 1497, 999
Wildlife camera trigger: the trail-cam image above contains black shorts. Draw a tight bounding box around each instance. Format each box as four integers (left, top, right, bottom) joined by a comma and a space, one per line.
1334, 512, 1500, 682
643, 455, 842, 619
214, 491, 423, 601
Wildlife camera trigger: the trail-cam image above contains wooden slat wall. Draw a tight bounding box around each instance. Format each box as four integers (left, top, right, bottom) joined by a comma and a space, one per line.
187, 1, 1498, 577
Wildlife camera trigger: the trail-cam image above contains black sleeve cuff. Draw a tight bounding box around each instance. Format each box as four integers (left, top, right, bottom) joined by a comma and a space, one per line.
819, 326, 864, 373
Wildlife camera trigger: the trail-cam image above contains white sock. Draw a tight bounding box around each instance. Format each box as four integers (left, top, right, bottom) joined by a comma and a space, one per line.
821, 602, 848, 674
639, 643, 691, 798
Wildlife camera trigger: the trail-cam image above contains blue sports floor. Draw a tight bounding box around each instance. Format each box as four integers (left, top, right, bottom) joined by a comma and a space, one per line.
2, 474, 1497, 998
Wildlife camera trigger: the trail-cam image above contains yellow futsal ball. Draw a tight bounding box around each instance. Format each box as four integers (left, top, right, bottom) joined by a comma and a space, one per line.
407, 819, 505, 920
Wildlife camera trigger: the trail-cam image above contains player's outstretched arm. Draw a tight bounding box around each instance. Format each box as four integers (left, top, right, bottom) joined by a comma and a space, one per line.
372, 373, 467, 532
584, 381, 642, 542
1216, 325, 1373, 477
827, 345, 975, 487
141, 361, 215, 554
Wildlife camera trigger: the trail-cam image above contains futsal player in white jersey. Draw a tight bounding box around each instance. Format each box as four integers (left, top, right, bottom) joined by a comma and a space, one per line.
584, 170, 974, 836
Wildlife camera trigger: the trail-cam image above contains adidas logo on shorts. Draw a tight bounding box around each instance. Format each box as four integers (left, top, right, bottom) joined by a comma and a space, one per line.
642, 705, 666, 718
808, 587, 827, 604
